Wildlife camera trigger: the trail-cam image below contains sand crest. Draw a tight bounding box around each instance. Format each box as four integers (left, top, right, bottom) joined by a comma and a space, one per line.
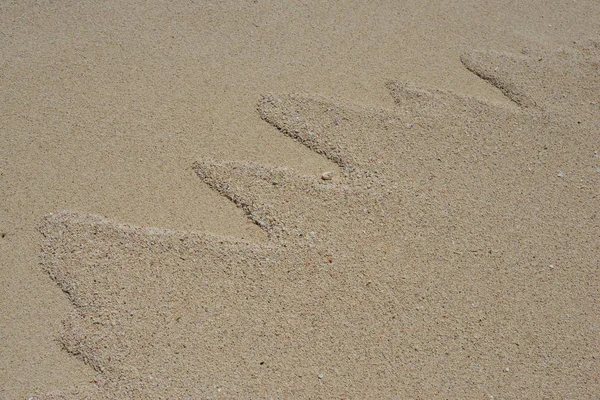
34, 42, 600, 398
1, 1, 599, 398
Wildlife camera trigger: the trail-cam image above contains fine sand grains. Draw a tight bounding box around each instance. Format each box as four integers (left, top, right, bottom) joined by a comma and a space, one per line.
34, 41, 599, 398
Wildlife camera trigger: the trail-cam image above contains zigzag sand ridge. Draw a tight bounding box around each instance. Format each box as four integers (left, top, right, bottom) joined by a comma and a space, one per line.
36, 41, 599, 398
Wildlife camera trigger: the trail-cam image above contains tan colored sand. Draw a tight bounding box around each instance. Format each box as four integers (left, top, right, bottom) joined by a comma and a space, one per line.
1, 1, 599, 398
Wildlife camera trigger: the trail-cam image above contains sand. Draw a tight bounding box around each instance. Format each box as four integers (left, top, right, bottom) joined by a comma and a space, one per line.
1, 1, 599, 398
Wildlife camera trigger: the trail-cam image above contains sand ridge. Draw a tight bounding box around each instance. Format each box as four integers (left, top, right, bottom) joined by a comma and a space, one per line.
31, 41, 600, 398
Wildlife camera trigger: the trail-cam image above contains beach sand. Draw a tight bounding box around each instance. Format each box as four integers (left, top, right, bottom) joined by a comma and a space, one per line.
1, 1, 599, 398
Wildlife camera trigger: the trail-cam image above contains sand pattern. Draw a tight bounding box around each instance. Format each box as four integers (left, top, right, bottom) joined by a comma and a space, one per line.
36, 41, 599, 398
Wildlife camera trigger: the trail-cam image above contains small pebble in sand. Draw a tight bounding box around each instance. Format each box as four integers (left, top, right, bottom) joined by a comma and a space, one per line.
321, 171, 334, 180
557, 171, 564, 178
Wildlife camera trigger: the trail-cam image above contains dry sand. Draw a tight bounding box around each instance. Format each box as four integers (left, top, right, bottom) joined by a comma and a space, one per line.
1, 1, 599, 398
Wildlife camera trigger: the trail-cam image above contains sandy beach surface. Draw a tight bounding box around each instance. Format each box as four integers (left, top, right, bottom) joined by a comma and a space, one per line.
1, 1, 599, 398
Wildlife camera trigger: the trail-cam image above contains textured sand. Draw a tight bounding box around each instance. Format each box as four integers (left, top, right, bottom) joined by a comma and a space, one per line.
1, 1, 599, 398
